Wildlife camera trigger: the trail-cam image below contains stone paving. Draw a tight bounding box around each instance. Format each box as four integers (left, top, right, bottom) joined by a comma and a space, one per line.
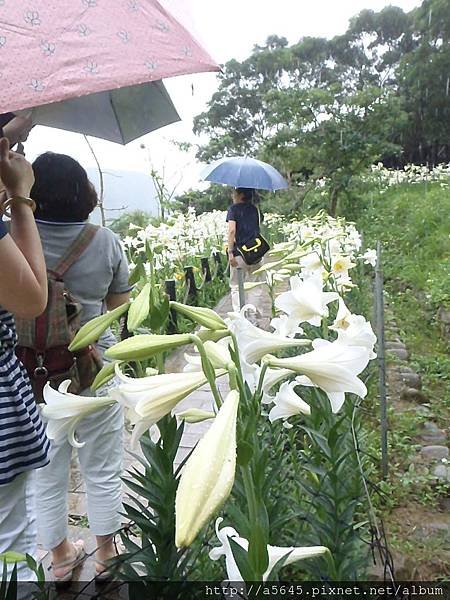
37, 283, 273, 586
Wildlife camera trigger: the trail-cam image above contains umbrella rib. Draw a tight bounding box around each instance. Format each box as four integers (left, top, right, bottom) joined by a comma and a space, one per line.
109, 95, 125, 145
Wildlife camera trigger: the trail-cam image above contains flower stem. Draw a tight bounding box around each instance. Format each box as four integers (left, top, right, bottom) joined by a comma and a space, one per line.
241, 465, 258, 525
190, 334, 222, 409
256, 362, 268, 399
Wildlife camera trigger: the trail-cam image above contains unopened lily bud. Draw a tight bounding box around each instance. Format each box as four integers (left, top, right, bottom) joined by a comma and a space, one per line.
282, 263, 303, 272
196, 328, 230, 343
127, 282, 151, 331
145, 367, 159, 376
170, 301, 227, 331
203, 340, 232, 370
177, 408, 216, 423
243, 281, 264, 291
91, 361, 120, 392
69, 302, 130, 352
105, 333, 191, 360
175, 390, 239, 548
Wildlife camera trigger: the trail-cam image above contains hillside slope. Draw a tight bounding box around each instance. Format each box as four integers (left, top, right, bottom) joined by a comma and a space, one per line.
357, 183, 450, 578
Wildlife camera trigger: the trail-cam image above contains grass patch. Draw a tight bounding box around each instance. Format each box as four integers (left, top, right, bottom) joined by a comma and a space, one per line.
355, 182, 450, 576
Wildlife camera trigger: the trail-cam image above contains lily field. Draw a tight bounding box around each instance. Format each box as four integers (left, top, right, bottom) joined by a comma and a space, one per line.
3, 163, 449, 587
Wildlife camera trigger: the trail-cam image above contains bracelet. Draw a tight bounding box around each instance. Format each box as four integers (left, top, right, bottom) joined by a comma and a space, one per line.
1, 196, 36, 217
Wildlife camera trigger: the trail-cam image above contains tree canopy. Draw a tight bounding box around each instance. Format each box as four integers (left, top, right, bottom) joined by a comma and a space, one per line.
189, 0, 449, 215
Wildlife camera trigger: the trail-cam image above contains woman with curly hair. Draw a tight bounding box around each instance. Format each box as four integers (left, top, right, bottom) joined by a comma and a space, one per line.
31, 152, 131, 584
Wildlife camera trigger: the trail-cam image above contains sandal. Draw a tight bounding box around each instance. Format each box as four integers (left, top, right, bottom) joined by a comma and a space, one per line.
95, 561, 115, 584
52, 540, 86, 586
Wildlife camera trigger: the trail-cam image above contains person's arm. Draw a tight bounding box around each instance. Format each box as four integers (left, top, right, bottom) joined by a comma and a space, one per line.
2, 115, 33, 147
105, 292, 130, 311
227, 220, 238, 267
0, 138, 47, 317
105, 233, 132, 311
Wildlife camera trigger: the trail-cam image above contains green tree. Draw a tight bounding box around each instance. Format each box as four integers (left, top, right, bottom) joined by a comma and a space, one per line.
109, 210, 153, 237
174, 185, 231, 214
193, 0, 450, 216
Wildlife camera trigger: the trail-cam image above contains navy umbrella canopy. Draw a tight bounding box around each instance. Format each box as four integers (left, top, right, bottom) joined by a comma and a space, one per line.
200, 156, 288, 191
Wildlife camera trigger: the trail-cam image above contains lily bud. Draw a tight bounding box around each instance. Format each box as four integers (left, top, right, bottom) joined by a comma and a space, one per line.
105, 333, 191, 360
145, 367, 159, 376
177, 408, 216, 423
196, 328, 230, 343
243, 281, 264, 291
175, 390, 239, 547
170, 301, 227, 331
91, 360, 120, 392
203, 340, 233, 370
127, 282, 151, 331
69, 302, 130, 352
0, 552, 27, 564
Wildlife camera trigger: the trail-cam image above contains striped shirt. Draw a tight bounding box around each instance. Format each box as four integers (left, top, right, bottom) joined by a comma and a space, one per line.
0, 220, 50, 484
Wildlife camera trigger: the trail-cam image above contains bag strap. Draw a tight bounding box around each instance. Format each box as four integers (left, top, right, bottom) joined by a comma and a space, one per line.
50, 224, 99, 279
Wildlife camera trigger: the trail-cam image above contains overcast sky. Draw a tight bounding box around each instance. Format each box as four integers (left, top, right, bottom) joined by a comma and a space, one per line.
24, 0, 422, 195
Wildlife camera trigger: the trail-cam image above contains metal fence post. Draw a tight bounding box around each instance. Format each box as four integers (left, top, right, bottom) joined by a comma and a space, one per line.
165, 279, 178, 334
237, 267, 245, 309
375, 240, 388, 479
184, 266, 197, 302
213, 252, 224, 277
201, 257, 212, 282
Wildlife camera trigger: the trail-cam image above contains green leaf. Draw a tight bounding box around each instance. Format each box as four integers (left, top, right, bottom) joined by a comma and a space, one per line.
128, 262, 145, 286
127, 282, 152, 331
236, 440, 254, 466
248, 523, 269, 579
228, 537, 257, 582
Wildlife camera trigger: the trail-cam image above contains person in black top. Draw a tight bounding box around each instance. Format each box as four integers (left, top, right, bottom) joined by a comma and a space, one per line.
226, 187, 263, 312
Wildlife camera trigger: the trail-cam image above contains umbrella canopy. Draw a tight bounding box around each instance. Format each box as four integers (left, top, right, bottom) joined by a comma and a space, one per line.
0, 0, 218, 116
200, 157, 288, 191
31, 80, 179, 144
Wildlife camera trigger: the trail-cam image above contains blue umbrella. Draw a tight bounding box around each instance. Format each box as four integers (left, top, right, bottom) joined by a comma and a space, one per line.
200, 156, 288, 191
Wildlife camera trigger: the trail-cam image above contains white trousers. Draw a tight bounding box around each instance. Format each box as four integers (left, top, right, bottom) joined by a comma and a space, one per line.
229, 255, 264, 312
0, 471, 37, 581
35, 402, 124, 550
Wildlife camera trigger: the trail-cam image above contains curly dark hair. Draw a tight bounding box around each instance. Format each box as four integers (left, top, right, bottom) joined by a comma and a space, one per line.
31, 152, 98, 222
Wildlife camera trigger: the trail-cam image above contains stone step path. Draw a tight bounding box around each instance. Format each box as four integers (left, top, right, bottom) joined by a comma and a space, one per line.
37, 285, 273, 588
366, 307, 450, 579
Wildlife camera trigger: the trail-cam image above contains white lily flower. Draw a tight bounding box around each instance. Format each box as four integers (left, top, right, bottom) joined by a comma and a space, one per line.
183, 338, 233, 372
268, 381, 311, 426
270, 314, 304, 338
331, 254, 356, 276
334, 272, 356, 292
42, 381, 117, 448
299, 251, 324, 276
113, 366, 224, 428
335, 314, 377, 359
175, 391, 239, 547
330, 296, 352, 331
266, 339, 370, 413
209, 518, 328, 582
275, 275, 338, 327
259, 366, 296, 404
183, 351, 202, 372
361, 248, 377, 267
227, 307, 310, 365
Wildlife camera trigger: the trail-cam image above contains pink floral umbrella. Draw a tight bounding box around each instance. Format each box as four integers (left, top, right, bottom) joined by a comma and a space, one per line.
0, 0, 219, 141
